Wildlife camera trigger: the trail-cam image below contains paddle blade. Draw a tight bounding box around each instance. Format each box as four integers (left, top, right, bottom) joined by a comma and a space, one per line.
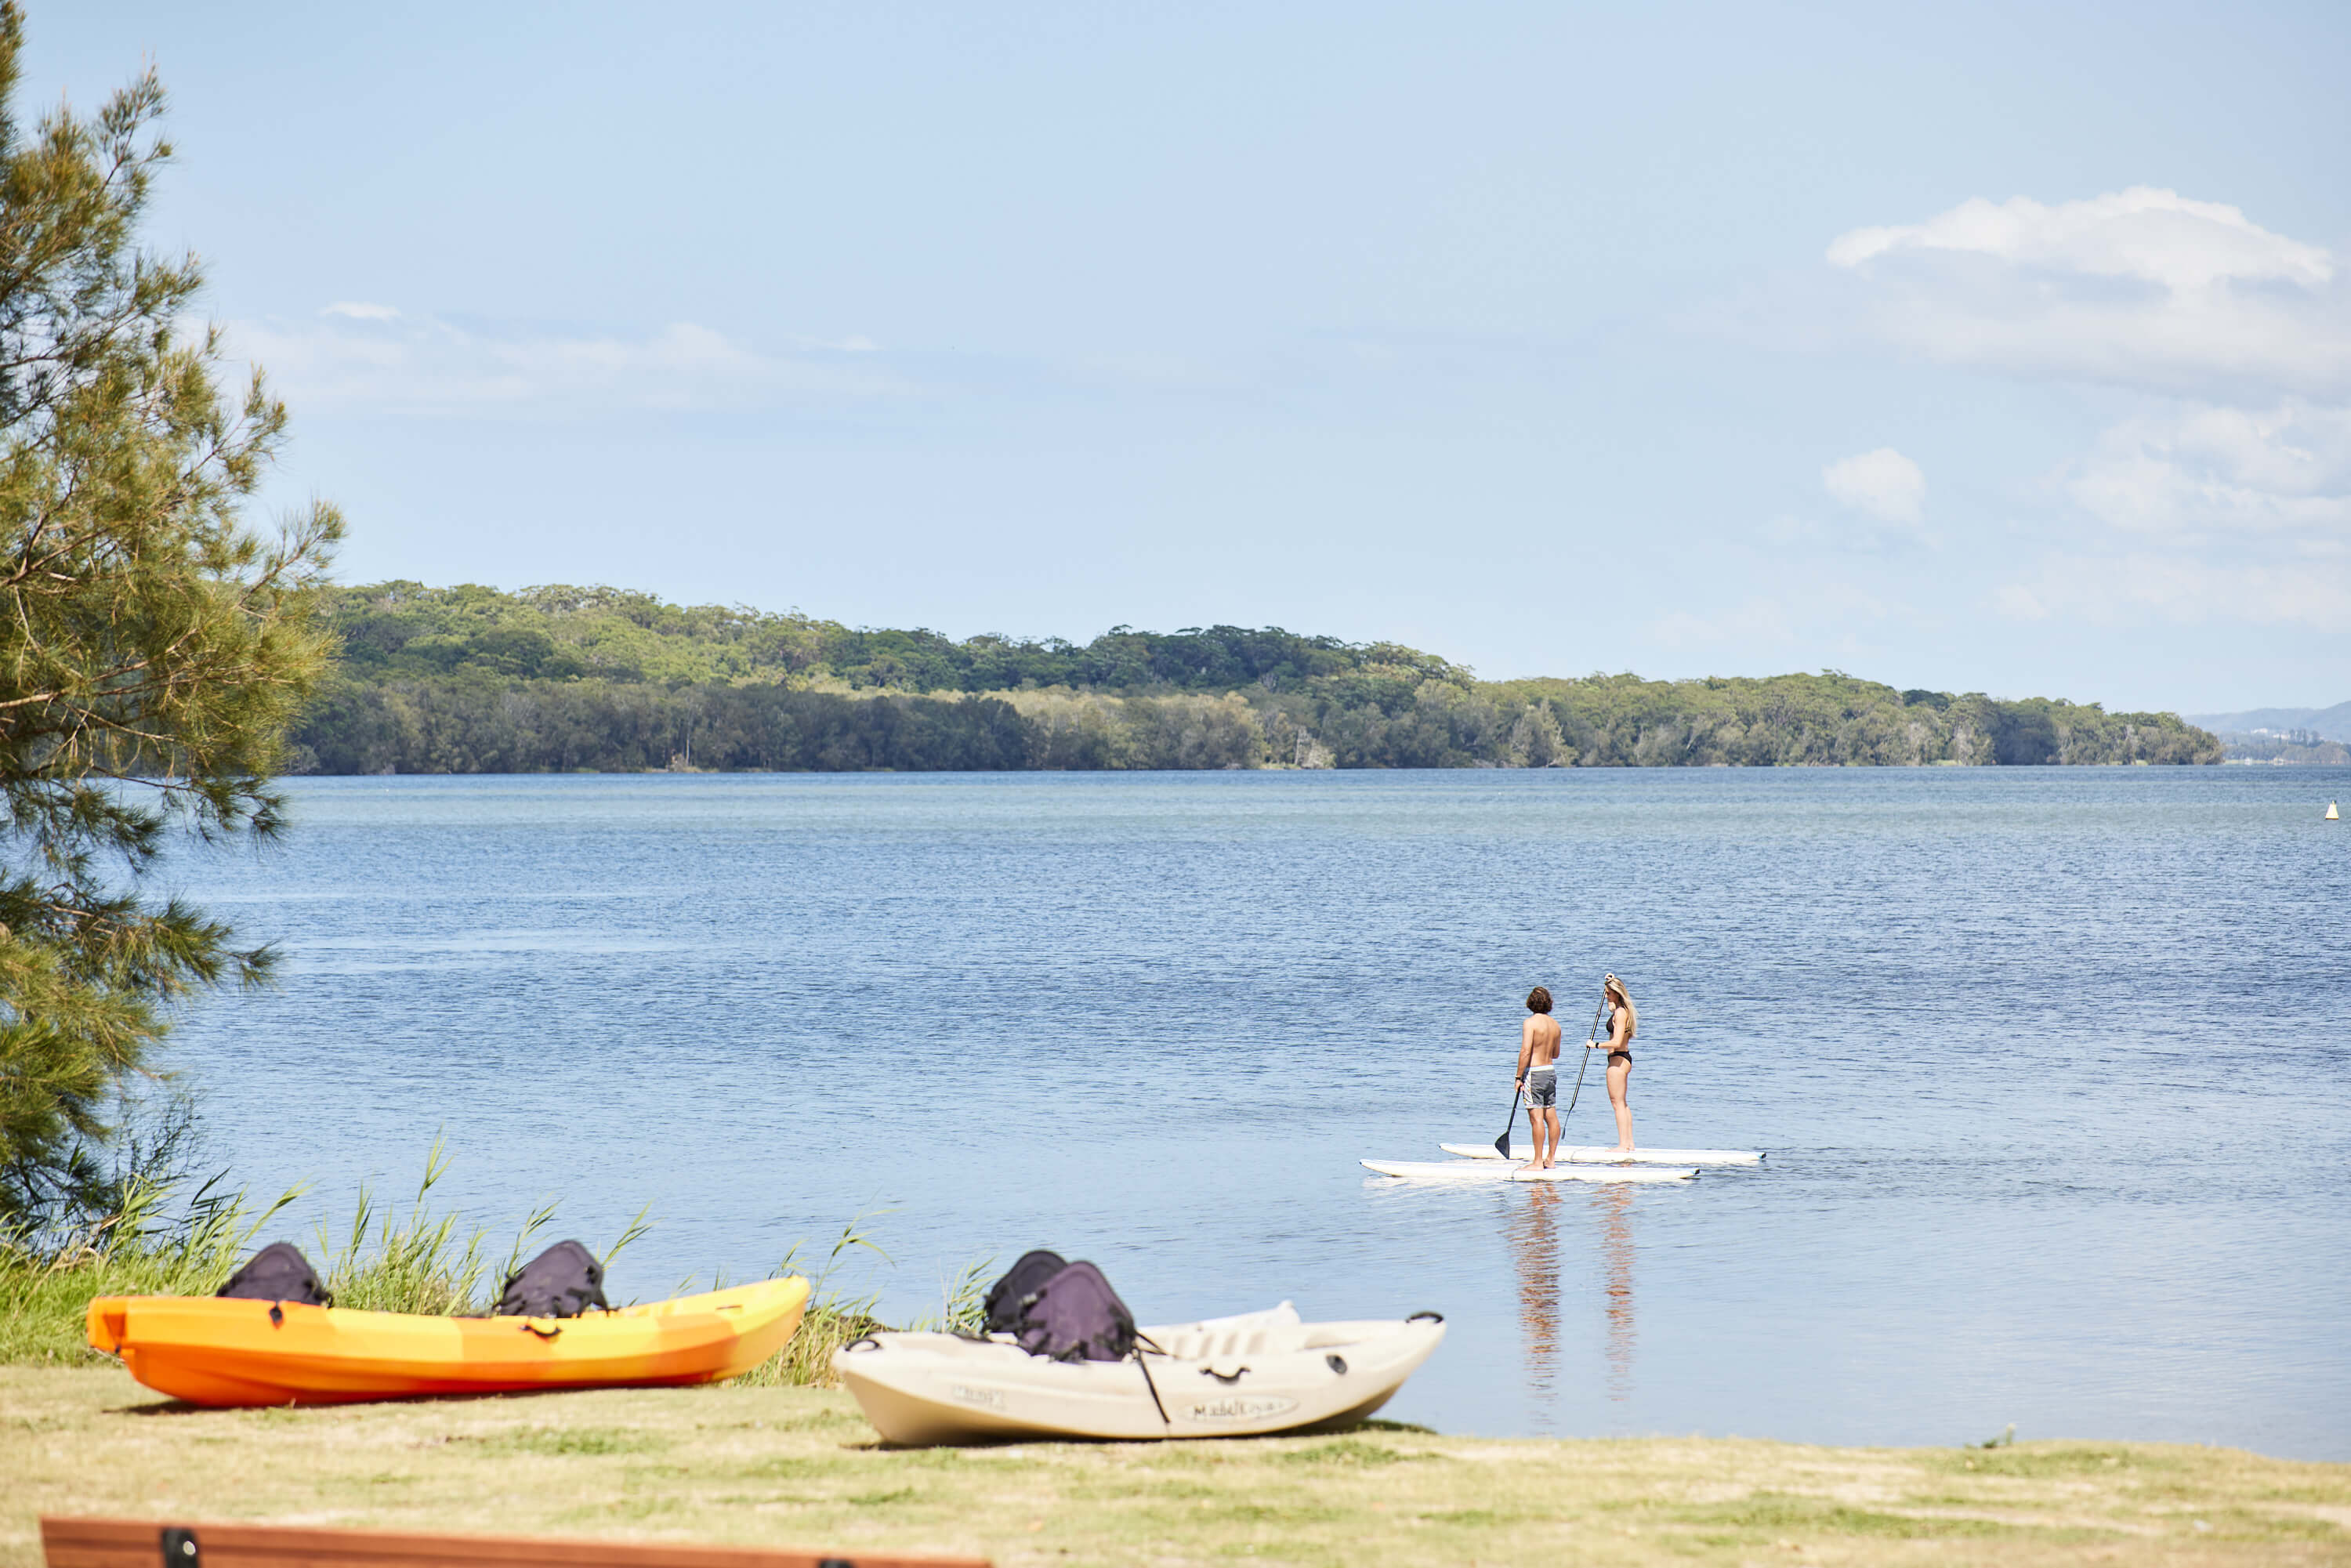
1495, 1088, 1521, 1157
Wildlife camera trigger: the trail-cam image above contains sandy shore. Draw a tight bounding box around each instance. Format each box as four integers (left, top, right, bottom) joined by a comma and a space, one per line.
5, 1367, 2346, 1567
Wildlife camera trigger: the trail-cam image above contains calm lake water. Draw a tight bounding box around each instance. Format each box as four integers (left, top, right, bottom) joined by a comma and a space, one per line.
159, 769, 2351, 1457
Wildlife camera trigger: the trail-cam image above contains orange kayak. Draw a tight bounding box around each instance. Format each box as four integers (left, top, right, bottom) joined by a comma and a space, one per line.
85, 1276, 810, 1407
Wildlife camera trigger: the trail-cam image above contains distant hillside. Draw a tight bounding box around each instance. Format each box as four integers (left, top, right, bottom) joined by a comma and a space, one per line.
292, 581, 2223, 773
2185, 701, 2351, 743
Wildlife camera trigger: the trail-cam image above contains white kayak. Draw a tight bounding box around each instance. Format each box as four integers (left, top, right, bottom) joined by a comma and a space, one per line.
1440, 1142, 1763, 1166
1364, 1159, 1696, 1184
831, 1302, 1444, 1445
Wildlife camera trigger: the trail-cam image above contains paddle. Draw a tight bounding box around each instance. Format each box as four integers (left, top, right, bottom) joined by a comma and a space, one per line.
1561, 999, 1606, 1122
1492, 1086, 1522, 1158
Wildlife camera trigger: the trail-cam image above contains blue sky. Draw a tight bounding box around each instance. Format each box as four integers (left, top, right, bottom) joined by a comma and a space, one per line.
30, 2, 2351, 710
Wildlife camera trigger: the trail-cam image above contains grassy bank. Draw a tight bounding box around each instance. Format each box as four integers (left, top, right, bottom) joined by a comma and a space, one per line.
6, 1367, 2347, 1568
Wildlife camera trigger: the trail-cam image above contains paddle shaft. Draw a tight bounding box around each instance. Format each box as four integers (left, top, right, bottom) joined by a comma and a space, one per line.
1562, 1000, 1605, 1118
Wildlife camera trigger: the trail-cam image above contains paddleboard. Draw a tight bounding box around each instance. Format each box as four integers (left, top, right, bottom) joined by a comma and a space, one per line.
1440, 1142, 1762, 1166
1364, 1159, 1697, 1184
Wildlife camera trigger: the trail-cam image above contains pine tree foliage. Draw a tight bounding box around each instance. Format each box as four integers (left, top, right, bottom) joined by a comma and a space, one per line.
0, 5, 341, 1228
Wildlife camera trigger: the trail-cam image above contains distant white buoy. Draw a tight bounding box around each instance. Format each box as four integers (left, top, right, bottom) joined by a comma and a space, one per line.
2329, 800, 2342, 821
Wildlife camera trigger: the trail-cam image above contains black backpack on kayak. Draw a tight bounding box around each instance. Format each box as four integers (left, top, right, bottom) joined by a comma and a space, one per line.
983, 1249, 1069, 1333
492, 1240, 610, 1318
218, 1241, 332, 1306
1010, 1260, 1138, 1363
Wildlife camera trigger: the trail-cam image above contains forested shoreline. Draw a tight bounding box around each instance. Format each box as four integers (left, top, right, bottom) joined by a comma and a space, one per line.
291, 582, 2222, 773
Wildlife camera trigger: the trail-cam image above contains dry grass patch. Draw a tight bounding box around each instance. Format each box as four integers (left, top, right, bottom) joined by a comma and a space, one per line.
5, 1366, 2347, 1567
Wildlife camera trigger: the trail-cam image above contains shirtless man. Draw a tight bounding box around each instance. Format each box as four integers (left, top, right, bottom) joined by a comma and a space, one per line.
1513, 987, 1563, 1170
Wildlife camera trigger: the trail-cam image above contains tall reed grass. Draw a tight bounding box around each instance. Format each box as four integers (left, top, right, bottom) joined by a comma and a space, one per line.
0, 1170, 299, 1363
727, 1215, 991, 1389
307, 1136, 652, 1315
1, 1143, 982, 1387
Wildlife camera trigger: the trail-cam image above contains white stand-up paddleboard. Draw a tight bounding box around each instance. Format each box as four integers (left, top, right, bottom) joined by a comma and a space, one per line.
1364, 1159, 1696, 1184
1440, 1142, 1762, 1166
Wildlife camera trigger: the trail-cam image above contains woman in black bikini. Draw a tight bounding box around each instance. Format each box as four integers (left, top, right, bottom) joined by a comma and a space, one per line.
1583, 972, 1637, 1153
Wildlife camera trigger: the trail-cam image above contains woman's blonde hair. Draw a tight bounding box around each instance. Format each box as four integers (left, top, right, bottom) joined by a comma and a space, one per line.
1603, 972, 1636, 1037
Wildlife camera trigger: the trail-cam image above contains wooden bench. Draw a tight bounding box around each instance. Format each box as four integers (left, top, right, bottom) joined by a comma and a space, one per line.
40, 1518, 988, 1568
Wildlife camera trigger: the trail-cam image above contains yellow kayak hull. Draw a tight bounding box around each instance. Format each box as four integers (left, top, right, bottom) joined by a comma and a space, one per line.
85, 1276, 810, 1407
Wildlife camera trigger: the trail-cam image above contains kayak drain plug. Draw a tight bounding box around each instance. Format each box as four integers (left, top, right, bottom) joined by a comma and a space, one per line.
1327, 1355, 1348, 1375
160, 1528, 199, 1567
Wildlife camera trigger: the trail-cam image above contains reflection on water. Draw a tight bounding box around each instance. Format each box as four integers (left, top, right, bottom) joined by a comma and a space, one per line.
1508, 1184, 1563, 1412
1594, 1185, 1636, 1404
1507, 1182, 1640, 1425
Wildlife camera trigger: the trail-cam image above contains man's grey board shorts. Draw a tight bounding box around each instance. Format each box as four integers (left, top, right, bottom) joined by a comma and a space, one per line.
1525, 1066, 1557, 1110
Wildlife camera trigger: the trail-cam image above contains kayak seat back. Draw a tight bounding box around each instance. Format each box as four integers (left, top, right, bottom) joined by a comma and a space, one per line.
1012, 1261, 1136, 1363
493, 1240, 610, 1319
983, 1249, 1070, 1332
218, 1242, 331, 1306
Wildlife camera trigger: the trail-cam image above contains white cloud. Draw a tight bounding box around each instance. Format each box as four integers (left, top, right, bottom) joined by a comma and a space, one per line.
1822, 447, 1925, 524
2067, 402, 2351, 541
230, 308, 906, 415
2004, 405, 2351, 628
1827, 186, 2351, 399
1828, 187, 2332, 292
1993, 552, 2351, 630
1829, 186, 2351, 631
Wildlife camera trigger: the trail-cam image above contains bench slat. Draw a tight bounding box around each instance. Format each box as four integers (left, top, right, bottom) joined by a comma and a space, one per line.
41, 1518, 988, 1568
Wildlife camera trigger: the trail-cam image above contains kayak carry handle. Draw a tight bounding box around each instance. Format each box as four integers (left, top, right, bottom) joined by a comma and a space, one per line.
1408, 1311, 1444, 1324
520, 1321, 562, 1340
842, 1335, 880, 1353
1199, 1365, 1250, 1385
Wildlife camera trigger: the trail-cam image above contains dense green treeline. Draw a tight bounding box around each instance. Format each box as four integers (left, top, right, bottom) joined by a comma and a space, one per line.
328, 581, 1451, 693
290, 582, 2221, 773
